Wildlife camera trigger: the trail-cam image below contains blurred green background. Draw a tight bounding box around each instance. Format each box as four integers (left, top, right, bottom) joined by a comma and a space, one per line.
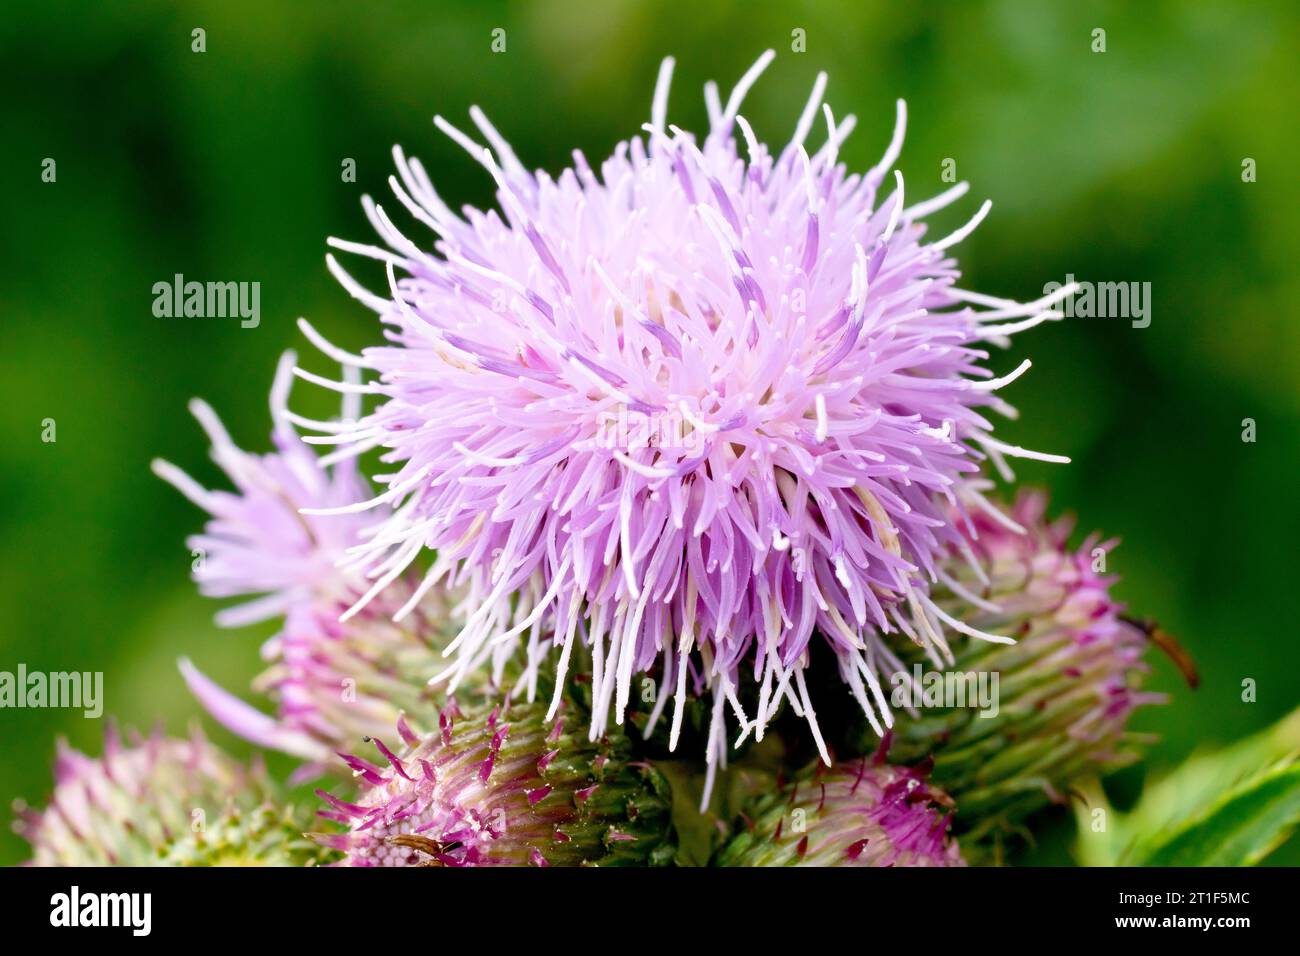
2, 0, 1298, 865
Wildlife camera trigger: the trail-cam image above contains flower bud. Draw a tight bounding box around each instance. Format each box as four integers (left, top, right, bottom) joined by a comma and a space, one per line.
716, 758, 964, 866
16, 723, 323, 866
156, 354, 454, 768
311, 699, 675, 866
881, 493, 1168, 838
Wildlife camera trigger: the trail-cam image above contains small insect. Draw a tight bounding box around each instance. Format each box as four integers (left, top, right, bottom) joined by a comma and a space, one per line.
385, 834, 461, 866
1122, 615, 1199, 689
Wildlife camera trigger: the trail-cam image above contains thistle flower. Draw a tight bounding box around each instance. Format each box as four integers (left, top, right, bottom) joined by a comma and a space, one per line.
715, 757, 964, 866
154, 353, 451, 769
300, 51, 1075, 791
311, 699, 675, 866
15, 723, 320, 866
878, 492, 1168, 840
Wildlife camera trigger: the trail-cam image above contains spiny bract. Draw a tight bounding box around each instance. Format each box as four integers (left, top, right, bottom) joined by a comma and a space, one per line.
716, 757, 964, 867
311, 698, 675, 866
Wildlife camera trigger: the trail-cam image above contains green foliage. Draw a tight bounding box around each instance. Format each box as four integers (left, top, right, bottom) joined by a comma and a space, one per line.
1140, 765, 1300, 866
1074, 708, 1300, 866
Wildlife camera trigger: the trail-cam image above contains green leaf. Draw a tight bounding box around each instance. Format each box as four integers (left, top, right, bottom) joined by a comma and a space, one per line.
1073, 706, 1300, 866
1135, 763, 1300, 866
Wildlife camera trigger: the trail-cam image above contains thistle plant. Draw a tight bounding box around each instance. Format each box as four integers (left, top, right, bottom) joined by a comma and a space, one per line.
17, 52, 1293, 871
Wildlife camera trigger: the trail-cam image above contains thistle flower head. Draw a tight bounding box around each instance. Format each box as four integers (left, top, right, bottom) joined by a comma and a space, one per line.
153, 351, 372, 617
301, 53, 1073, 783
716, 757, 964, 866
881, 491, 1167, 837
311, 700, 675, 866
14, 723, 314, 866
155, 353, 450, 767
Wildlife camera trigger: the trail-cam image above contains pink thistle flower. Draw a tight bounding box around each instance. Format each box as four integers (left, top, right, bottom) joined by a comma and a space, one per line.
154, 353, 449, 769
310, 699, 675, 866
715, 757, 964, 867
300, 53, 1074, 792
